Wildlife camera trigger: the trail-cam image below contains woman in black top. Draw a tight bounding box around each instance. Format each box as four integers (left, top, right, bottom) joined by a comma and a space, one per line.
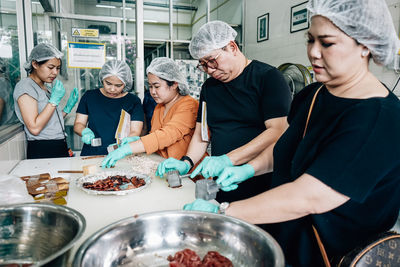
184, 0, 400, 266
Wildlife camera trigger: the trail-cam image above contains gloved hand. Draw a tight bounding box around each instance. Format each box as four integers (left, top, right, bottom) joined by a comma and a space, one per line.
49, 80, 66, 106
101, 143, 133, 168
190, 154, 233, 179
216, 164, 255, 191
121, 136, 140, 145
155, 157, 190, 178
183, 199, 219, 213
63, 87, 79, 113
81, 128, 95, 145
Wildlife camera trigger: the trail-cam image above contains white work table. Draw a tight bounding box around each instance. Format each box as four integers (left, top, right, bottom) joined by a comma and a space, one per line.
9, 154, 197, 263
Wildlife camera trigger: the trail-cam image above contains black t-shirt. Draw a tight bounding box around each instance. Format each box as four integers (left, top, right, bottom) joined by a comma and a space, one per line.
197, 60, 291, 202
270, 82, 400, 266
77, 89, 144, 156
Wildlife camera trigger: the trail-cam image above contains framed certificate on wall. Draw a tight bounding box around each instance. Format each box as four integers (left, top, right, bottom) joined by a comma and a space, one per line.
257, 13, 269, 42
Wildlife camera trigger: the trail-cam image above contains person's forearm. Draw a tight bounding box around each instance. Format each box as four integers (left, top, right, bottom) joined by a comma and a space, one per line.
227, 117, 288, 165
225, 175, 349, 224
129, 121, 144, 137
129, 140, 146, 154
248, 143, 275, 176
185, 123, 208, 165
27, 104, 58, 135
74, 122, 87, 136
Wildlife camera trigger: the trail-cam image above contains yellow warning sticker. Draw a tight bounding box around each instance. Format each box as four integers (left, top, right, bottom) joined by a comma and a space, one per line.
72, 28, 99, 38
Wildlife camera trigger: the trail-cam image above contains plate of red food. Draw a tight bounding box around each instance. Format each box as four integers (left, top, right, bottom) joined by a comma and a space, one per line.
76, 170, 151, 195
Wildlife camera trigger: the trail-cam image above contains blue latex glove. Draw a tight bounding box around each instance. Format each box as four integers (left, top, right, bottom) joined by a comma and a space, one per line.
216, 164, 255, 192
48, 80, 66, 106
155, 157, 190, 178
101, 143, 133, 168
120, 136, 140, 145
63, 87, 79, 113
183, 199, 219, 213
81, 128, 95, 145
190, 154, 233, 179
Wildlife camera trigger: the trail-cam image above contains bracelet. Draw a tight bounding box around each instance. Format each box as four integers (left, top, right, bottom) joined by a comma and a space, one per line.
180, 155, 194, 169
49, 102, 57, 107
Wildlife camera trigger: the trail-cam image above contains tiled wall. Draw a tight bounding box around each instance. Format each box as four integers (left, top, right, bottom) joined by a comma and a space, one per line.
0, 131, 26, 174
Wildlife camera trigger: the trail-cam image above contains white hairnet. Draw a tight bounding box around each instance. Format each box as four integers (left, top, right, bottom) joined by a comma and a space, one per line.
99, 60, 133, 91
307, 0, 400, 68
146, 57, 189, 95
189, 20, 237, 59
24, 43, 63, 73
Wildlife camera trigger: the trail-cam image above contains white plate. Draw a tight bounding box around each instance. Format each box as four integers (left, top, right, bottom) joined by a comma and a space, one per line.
76, 170, 151, 196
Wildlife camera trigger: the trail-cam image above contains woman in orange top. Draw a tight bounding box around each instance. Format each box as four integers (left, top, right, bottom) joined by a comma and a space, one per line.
102, 57, 198, 168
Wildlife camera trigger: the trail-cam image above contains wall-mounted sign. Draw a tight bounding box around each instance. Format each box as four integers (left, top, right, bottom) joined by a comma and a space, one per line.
72, 28, 99, 38
67, 42, 105, 69
290, 1, 309, 33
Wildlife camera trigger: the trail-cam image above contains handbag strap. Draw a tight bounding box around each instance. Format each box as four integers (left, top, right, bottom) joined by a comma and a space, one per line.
303, 85, 323, 138
302, 85, 331, 267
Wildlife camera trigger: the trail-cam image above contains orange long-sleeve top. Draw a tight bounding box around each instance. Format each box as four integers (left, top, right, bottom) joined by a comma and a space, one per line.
140, 95, 199, 159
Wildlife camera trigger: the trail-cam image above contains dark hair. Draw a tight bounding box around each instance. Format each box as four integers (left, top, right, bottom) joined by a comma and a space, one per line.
160, 77, 175, 87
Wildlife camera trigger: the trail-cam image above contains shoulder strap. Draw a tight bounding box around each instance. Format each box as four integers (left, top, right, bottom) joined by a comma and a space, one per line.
302, 85, 331, 267
303, 85, 323, 138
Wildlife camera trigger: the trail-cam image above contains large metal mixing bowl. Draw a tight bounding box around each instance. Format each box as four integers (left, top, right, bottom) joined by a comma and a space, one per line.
73, 210, 284, 267
0, 203, 86, 267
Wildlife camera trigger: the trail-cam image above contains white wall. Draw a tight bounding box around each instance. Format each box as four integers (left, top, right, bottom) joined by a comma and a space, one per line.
243, 0, 400, 95
0, 131, 26, 174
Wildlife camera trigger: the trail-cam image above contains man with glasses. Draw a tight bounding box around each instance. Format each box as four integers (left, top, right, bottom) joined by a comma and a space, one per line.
156, 20, 291, 203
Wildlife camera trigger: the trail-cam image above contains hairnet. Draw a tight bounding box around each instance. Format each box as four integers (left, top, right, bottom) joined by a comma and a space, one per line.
307, 0, 400, 68
24, 43, 63, 73
99, 60, 133, 91
146, 57, 189, 95
189, 20, 237, 59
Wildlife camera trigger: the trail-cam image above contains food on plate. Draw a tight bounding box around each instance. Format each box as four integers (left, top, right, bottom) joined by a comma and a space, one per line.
82, 175, 146, 191
167, 249, 233, 267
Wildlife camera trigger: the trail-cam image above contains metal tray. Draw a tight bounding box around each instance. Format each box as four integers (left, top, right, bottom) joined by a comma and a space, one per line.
76, 170, 151, 196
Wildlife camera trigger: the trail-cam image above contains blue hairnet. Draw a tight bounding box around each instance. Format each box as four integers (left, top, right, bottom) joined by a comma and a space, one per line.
307, 0, 400, 68
99, 60, 133, 91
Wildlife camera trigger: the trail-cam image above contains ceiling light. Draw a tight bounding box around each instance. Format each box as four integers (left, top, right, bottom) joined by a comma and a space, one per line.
96, 4, 116, 9
121, 7, 132, 10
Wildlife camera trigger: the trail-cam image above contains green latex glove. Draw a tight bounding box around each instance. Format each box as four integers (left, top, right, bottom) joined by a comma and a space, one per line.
216, 164, 255, 192
101, 143, 133, 168
63, 87, 79, 113
190, 154, 233, 179
121, 136, 140, 145
183, 199, 219, 213
49, 80, 66, 106
81, 128, 95, 145
155, 157, 190, 178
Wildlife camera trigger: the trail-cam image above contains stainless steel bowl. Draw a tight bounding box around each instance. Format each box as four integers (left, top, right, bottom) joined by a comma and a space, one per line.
0, 203, 86, 267
73, 210, 284, 267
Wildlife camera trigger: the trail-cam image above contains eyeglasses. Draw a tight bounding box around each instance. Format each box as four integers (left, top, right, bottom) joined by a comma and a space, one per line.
196, 51, 223, 72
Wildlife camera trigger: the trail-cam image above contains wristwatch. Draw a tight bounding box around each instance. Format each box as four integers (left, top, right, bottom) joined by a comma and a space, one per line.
219, 202, 230, 215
